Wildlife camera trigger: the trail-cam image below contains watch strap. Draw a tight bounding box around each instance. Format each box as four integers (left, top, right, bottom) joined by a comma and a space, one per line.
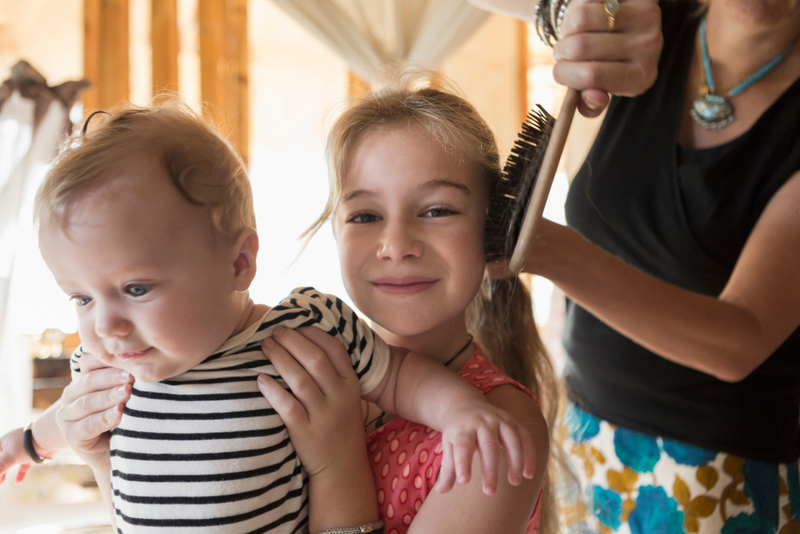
23, 422, 51, 464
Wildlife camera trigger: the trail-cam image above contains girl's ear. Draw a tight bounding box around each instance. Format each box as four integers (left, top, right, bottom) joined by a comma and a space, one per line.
230, 227, 259, 291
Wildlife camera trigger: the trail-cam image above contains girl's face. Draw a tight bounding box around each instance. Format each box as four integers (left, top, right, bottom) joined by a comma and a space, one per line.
333, 125, 489, 345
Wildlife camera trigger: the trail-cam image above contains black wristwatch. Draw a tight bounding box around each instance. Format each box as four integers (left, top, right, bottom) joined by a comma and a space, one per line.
23, 422, 52, 464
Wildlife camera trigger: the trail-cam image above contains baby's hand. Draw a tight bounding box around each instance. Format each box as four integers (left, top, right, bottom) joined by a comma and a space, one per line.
0, 428, 33, 484
435, 399, 537, 496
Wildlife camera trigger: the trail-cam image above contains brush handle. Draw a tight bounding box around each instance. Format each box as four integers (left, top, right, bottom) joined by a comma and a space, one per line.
508, 87, 580, 274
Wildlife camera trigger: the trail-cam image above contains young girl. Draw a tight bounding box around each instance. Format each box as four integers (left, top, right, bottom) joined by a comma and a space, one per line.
257, 73, 561, 533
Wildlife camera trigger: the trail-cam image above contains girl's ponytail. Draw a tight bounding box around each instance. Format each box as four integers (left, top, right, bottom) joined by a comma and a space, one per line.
467, 275, 565, 534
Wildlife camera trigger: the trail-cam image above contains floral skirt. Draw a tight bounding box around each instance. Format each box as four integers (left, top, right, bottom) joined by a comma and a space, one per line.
558, 403, 800, 534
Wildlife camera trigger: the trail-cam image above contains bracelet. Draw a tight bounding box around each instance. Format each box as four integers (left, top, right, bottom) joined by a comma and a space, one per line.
317, 519, 384, 534
23, 422, 52, 464
555, 0, 571, 40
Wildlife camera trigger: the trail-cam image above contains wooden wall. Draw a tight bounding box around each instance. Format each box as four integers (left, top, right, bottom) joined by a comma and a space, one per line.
83, 0, 249, 160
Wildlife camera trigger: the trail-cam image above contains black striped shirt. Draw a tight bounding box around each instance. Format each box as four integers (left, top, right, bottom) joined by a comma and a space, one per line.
71, 287, 389, 533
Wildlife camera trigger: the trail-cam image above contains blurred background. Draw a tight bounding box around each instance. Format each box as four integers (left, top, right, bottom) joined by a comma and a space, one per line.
0, 1, 603, 531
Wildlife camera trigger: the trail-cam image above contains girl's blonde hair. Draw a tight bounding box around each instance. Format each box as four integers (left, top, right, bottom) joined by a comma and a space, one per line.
309, 71, 563, 533
35, 100, 254, 236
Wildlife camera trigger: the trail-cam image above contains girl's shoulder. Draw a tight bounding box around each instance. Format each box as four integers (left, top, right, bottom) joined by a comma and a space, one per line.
458, 345, 539, 407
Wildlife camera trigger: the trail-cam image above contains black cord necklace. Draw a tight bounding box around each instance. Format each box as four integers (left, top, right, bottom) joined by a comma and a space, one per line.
443, 334, 475, 369
364, 334, 475, 430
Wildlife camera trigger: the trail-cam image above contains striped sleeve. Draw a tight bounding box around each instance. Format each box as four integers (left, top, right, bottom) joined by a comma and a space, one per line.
274, 287, 390, 396
70, 346, 84, 380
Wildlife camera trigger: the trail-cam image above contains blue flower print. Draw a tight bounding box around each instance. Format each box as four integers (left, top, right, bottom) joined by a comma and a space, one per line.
593, 486, 623, 530
720, 512, 774, 534
566, 404, 600, 443
614, 429, 660, 473
662, 438, 717, 466
787, 463, 800, 521
743, 460, 779, 530
628, 485, 684, 534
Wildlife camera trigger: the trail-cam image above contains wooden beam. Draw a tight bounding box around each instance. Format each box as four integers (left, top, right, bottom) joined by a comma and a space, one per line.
519, 20, 529, 124
152, 0, 179, 95
348, 71, 370, 98
84, 0, 130, 112
198, 0, 248, 162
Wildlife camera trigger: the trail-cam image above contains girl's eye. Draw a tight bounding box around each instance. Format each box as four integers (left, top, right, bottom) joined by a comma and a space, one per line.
424, 206, 456, 218
71, 295, 92, 308
125, 284, 152, 297
347, 212, 380, 224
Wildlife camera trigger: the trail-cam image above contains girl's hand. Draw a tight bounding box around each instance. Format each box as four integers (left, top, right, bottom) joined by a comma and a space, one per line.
55, 353, 133, 472
553, 0, 662, 117
0, 428, 32, 484
434, 398, 537, 496
257, 326, 365, 476
257, 327, 380, 532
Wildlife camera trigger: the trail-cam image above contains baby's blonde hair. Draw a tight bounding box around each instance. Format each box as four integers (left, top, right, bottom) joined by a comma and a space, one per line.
311, 71, 564, 533
34, 100, 254, 236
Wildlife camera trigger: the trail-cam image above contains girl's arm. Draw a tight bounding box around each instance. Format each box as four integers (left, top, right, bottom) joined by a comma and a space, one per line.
258, 327, 380, 534
364, 346, 536, 495
496, 170, 800, 382
408, 386, 549, 533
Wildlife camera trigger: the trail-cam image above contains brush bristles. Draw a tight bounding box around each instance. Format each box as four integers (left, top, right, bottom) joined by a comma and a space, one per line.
484, 105, 555, 262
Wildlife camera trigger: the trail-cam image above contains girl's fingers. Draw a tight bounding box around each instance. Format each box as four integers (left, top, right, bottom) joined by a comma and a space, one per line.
271, 327, 342, 393
257, 374, 308, 426
262, 337, 326, 406
520, 423, 538, 480
295, 327, 355, 381
435, 441, 456, 494
497, 423, 524, 486
452, 433, 476, 486
476, 427, 499, 495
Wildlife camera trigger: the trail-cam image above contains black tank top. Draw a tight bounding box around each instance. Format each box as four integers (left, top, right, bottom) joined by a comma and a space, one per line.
563, 0, 800, 462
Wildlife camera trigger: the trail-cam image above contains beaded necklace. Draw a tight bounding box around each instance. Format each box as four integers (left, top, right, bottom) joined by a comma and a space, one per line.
691, 17, 795, 131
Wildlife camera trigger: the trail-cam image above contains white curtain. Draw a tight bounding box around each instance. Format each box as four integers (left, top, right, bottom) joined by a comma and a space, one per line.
267, 0, 491, 83
0, 62, 84, 431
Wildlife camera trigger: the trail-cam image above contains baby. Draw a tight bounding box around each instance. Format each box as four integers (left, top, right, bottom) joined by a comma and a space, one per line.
19, 102, 534, 534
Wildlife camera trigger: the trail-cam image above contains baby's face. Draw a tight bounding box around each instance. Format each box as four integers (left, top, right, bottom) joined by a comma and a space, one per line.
333, 125, 488, 342
40, 159, 243, 383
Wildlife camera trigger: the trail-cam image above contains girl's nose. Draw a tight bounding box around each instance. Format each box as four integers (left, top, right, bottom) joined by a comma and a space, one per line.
94, 302, 134, 338
377, 220, 423, 260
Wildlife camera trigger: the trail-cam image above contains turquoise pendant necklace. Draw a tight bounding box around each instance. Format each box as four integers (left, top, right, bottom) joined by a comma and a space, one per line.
691, 17, 794, 131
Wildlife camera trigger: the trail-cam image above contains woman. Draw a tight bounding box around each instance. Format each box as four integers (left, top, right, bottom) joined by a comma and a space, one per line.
489, 0, 800, 531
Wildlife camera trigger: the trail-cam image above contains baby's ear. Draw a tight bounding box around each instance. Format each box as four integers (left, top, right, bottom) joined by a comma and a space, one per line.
230, 228, 259, 291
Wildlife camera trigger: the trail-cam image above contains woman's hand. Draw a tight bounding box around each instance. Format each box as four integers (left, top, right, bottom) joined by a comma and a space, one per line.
257, 326, 380, 532
55, 353, 133, 472
553, 0, 662, 116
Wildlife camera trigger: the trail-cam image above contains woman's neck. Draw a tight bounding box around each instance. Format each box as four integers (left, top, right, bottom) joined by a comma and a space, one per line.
372, 315, 472, 367
705, 1, 800, 89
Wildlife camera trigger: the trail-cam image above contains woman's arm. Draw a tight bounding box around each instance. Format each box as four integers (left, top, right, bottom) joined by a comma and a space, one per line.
500, 171, 800, 382
55, 356, 132, 530
408, 386, 549, 533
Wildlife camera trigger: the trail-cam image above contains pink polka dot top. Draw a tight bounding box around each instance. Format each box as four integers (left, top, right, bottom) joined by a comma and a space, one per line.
366, 344, 542, 534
